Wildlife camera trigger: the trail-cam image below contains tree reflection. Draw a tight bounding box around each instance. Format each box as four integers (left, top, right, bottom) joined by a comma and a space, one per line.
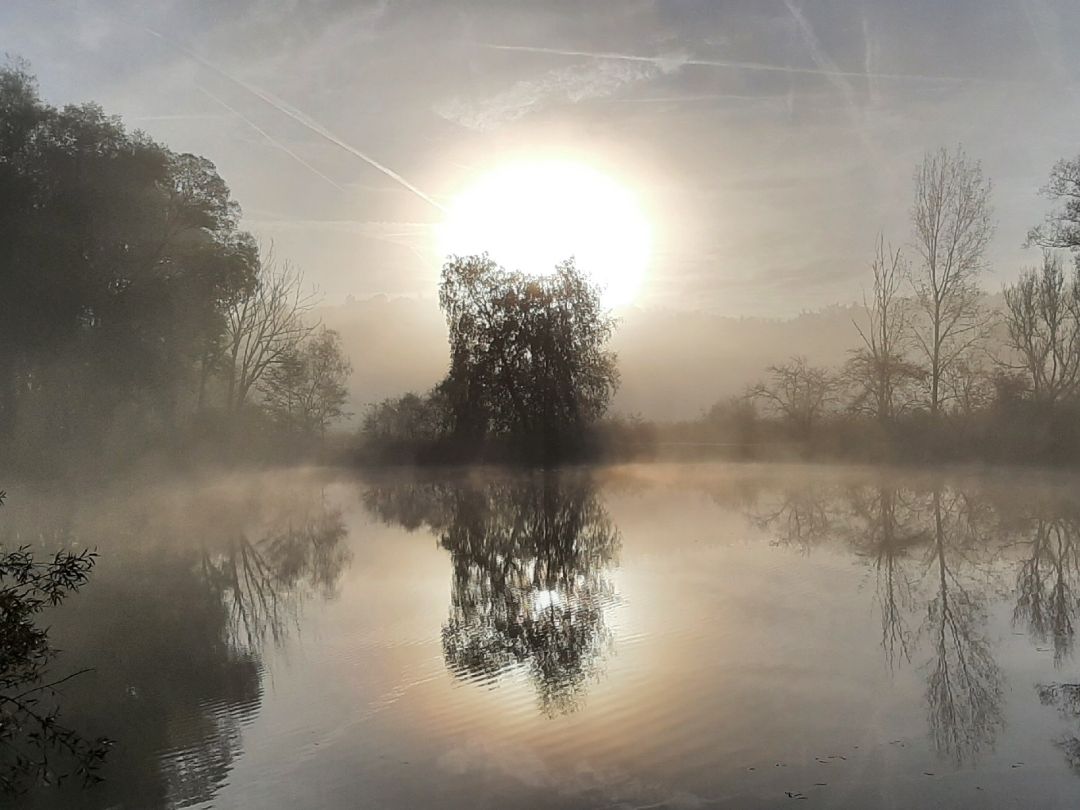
364, 474, 620, 715
4, 477, 350, 809
921, 489, 1004, 764
201, 502, 349, 650
752, 477, 1005, 763
1015, 515, 1080, 666
848, 485, 925, 668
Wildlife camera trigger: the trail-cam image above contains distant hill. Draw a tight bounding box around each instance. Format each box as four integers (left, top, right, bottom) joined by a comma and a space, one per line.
318, 296, 867, 424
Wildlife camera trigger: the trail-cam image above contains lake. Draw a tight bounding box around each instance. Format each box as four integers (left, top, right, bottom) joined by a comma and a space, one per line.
7, 462, 1080, 808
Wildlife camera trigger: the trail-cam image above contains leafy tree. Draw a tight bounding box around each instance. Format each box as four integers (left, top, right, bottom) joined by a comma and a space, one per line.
362, 391, 448, 442
909, 146, 994, 418
0, 62, 258, 454
259, 327, 351, 437
0, 491, 111, 793
437, 254, 619, 458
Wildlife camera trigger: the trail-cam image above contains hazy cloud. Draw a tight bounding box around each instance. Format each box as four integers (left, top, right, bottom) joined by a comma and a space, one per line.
434, 57, 681, 131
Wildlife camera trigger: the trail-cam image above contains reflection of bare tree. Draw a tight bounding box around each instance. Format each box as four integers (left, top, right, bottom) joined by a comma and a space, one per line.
364, 474, 619, 715
848, 486, 926, 668
922, 489, 1004, 765
753, 477, 1005, 763
201, 500, 349, 651
1037, 682, 1080, 770
1015, 516, 1080, 666
749, 484, 835, 553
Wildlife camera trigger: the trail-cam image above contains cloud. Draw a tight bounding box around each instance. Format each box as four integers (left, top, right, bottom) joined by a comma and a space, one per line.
482, 43, 1023, 86
434, 57, 682, 131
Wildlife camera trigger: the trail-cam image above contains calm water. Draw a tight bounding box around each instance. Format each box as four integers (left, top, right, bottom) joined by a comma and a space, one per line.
8, 462, 1080, 808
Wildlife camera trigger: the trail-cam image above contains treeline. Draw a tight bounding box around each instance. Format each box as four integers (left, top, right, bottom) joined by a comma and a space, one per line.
658, 146, 1080, 465
0, 63, 351, 474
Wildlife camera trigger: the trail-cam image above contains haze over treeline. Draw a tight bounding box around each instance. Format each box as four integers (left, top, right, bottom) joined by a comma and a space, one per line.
6, 56, 1080, 471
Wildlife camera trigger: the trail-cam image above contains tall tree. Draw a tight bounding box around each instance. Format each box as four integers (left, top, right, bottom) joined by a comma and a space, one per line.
908, 146, 994, 418
846, 235, 923, 423
222, 251, 317, 414
0, 63, 257, 451
438, 254, 619, 458
1002, 251, 1080, 405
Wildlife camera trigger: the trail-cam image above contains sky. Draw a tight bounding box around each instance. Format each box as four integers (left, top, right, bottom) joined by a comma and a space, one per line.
4, 0, 1080, 316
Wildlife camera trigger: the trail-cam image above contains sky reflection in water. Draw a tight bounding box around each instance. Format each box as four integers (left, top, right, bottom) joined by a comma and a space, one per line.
10, 463, 1080, 808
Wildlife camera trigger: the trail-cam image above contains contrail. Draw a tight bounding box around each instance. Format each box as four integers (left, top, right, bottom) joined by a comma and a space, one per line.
146, 28, 445, 211
482, 43, 1022, 86
784, 0, 879, 162
196, 86, 346, 192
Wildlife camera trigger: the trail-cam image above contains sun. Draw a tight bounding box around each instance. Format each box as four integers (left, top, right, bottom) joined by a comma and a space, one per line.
438, 159, 652, 308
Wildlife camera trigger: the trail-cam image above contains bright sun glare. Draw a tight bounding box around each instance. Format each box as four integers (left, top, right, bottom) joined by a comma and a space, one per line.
439, 160, 652, 308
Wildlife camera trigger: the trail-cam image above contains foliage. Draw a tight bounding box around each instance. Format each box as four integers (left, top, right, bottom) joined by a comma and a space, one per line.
260, 327, 351, 437
0, 62, 353, 470
437, 254, 619, 459
0, 62, 258, 459
0, 491, 111, 793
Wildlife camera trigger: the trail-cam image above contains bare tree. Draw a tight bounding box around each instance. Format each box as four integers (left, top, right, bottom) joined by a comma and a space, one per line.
222, 250, 318, 413
1002, 251, 1080, 405
909, 146, 994, 418
748, 356, 838, 436
846, 234, 923, 422
1028, 156, 1080, 255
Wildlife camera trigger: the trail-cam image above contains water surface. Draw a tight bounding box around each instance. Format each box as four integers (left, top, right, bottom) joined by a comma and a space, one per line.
8, 463, 1080, 808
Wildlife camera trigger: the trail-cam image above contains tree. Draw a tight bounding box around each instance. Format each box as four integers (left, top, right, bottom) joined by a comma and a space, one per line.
909, 146, 994, 418
437, 254, 619, 458
1002, 251, 1080, 405
259, 327, 351, 437
0, 62, 258, 455
361, 391, 448, 443
846, 235, 923, 422
1028, 155, 1080, 257
748, 355, 837, 436
222, 251, 317, 415
0, 492, 111, 792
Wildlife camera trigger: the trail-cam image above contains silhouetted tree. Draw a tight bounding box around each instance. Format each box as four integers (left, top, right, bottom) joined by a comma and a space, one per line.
846, 235, 923, 422
0, 62, 258, 456
437, 254, 619, 459
222, 251, 317, 415
1002, 251, 1080, 405
909, 146, 994, 418
260, 327, 351, 438
748, 355, 837, 437
0, 491, 111, 793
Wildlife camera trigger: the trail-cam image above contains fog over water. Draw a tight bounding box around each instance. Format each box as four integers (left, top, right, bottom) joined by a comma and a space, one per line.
7, 463, 1080, 808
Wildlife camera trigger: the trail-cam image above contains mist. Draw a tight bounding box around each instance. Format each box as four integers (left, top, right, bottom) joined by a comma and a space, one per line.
7, 2, 1080, 808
